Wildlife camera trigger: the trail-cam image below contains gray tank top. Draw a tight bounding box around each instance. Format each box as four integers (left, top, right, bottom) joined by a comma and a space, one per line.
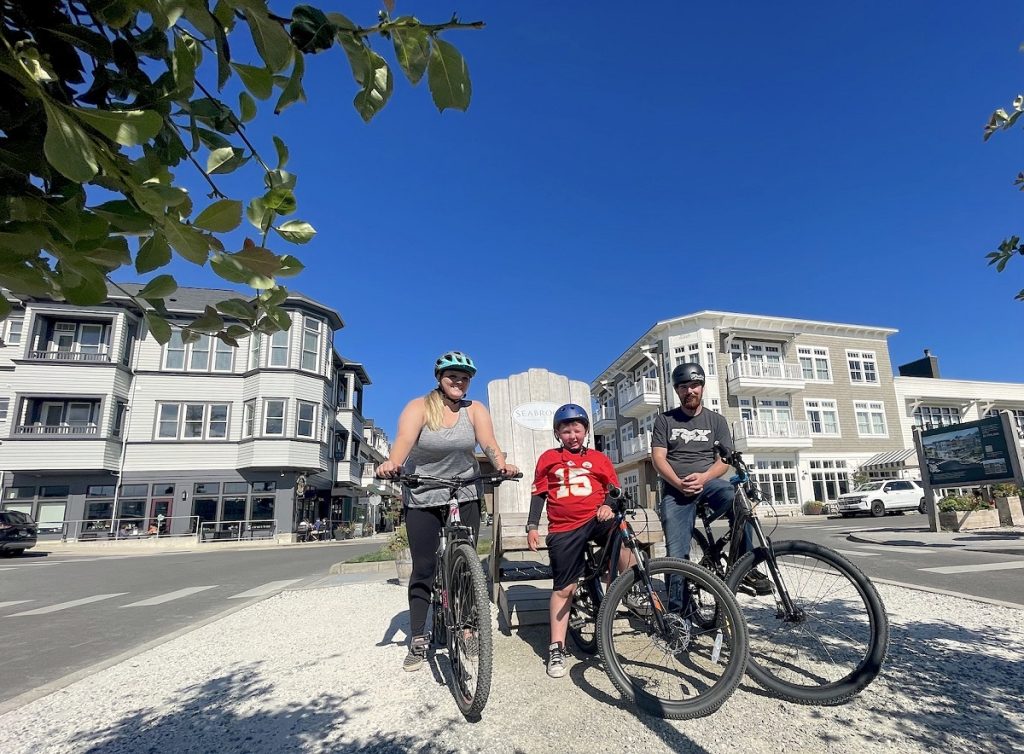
404, 403, 481, 508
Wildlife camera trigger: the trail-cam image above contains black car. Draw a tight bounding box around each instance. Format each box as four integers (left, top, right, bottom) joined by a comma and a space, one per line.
0, 511, 38, 556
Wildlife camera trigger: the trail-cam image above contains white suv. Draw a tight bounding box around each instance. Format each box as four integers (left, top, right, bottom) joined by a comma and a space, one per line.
836, 480, 926, 517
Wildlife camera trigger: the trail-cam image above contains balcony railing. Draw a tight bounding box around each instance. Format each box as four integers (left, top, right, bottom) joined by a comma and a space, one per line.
28, 350, 111, 363
733, 419, 810, 440
16, 424, 99, 436
593, 405, 616, 423
727, 360, 803, 381
620, 433, 651, 460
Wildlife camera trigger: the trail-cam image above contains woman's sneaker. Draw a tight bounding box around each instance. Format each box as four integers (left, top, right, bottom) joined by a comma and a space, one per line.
546, 642, 567, 678
404, 634, 430, 672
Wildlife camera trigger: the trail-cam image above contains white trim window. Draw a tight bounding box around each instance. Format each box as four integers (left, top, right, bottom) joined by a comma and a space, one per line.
269, 330, 289, 367
0, 398, 8, 421
914, 405, 960, 430
797, 347, 832, 382
164, 332, 186, 370
621, 471, 640, 505
846, 349, 879, 384
213, 338, 234, 372
156, 402, 231, 440
263, 399, 286, 435
619, 422, 635, 447
301, 316, 322, 372
243, 399, 256, 438
704, 342, 717, 376
189, 335, 211, 371
248, 332, 262, 370
5, 318, 23, 345
805, 399, 840, 436
296, 400, 317, 438
854, 401, 887, 437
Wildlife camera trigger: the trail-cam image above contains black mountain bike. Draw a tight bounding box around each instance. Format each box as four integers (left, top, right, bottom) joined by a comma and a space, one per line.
569, 487, 749, 719
688, 443, 890, 705
397, 472, 520, 720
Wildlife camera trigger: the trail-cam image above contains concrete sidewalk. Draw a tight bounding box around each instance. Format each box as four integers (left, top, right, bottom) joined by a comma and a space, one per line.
1, 571, 1021, 753
847, 525, 1024, 554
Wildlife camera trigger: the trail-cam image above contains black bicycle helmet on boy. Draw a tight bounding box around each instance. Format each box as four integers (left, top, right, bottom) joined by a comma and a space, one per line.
552, 403, 590, 431
672, 362, 706, 386
434, 351, 477, 378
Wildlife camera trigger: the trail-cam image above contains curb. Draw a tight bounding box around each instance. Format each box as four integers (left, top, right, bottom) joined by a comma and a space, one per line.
328, 560, 398, 576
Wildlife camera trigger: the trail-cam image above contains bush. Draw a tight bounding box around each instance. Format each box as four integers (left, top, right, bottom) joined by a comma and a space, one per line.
992, 482, 1023, 498
385, 525, 410, 555
937, 495, 992, 512
804, 500, 824, 515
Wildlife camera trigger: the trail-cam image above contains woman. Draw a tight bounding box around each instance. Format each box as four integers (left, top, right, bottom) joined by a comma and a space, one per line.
377, 350, 518, 672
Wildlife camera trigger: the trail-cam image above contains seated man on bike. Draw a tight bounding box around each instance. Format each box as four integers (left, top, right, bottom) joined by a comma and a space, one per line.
377, 350, 518, 672
652, 362, 771, 604
527, 404, 635, 679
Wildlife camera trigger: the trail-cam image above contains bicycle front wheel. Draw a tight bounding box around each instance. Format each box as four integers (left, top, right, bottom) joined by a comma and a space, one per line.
597, 558, 748, 720
568, 576, 600, 655
727, 540, 889, 705
447, 542, 494, 720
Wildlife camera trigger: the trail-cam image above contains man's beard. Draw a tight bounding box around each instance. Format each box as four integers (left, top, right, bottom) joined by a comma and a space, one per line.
683, 395, 701, 409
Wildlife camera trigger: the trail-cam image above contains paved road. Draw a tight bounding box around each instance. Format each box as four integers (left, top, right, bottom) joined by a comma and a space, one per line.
0, 539, 383, 706
727, 512, 1024, 606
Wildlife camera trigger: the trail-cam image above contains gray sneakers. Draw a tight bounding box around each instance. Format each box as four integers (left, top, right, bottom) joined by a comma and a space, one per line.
623, 584, 652, 616
404, 634, 430, 672
546, 642, 567, 678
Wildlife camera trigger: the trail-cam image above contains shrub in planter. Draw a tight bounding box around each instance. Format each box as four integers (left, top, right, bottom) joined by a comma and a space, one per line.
937, 495, 990, 512
992, 483, 1024, 526
938, 495, 1001, 531
388, 525, 413, 586
804, 500, 824, 515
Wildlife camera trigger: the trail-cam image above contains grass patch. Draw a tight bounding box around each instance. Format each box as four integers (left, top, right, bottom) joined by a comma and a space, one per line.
343, 539, 492, 563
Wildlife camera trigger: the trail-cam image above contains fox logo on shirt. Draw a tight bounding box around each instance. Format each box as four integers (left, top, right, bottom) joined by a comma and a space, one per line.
671, 428, 711, 443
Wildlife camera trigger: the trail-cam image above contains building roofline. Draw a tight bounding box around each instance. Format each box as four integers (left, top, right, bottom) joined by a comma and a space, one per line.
592, 310, 899, 391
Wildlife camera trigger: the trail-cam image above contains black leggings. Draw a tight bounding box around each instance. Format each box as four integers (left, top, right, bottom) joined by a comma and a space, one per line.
406, 500, 481, 637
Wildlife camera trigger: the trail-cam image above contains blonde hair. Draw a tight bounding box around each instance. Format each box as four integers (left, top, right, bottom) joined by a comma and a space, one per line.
424, 389, 444, 431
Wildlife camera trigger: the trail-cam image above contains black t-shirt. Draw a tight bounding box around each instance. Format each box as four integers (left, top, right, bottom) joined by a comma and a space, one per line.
651, 407, 733, 480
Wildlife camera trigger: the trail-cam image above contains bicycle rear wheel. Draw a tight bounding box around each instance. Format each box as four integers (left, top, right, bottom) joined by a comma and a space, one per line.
568, 576, 600, 655
597, 558, 748, 720
726, 540, 889, 705
447, 542, 493, 719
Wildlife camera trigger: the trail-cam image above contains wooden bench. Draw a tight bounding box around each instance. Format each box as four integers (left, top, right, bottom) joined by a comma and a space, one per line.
490, 509, 664, 628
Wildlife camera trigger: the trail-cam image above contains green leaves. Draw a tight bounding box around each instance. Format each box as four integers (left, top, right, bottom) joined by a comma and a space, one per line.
72, 107, 164, 147
275, 52, 307, 115
194, 199, 243, 233
136, 234, 171, 273
290, 6, 335, 54
42, 100, 98, 182
428, 39, 472, 112
139, 274, 178, 300
392, 18, 430, 85
145, 311, 172, 344
206, 146, 247, 174
232, 62, 274, 100
243, 7, 293, 73
163, 218, 210, 265
275, 220, 316, 244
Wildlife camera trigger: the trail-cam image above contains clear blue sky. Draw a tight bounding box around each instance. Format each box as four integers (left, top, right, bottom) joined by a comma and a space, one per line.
133, 1, 1024, 438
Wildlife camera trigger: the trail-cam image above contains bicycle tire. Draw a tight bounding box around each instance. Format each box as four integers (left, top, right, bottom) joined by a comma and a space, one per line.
568, 576, 600, 655
597, 558, 748, 720
431, 587, 447, 647
447, 542, 494, 719
726, 540, 889, 705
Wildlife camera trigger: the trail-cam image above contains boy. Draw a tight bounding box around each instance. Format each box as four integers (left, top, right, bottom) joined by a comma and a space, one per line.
527, 403, 634, 678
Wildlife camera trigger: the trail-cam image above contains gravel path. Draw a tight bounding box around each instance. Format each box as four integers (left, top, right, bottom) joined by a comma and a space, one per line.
2, 580, 1021, 754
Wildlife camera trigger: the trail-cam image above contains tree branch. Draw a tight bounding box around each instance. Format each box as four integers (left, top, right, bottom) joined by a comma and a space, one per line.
164, 116, 227, 199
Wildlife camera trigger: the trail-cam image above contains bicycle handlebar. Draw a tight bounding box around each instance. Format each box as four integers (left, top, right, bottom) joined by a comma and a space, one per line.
393, 472, 523, 490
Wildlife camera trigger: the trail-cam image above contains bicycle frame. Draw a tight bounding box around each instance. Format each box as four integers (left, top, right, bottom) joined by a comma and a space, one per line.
696, 444, 802, 618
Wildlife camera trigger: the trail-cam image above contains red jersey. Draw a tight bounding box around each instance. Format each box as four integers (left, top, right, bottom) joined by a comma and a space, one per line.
531, 447, 619, 533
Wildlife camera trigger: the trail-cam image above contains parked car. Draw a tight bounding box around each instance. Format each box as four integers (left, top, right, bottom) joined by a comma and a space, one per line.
0, 510, 38, 556
836, 480, 926, 517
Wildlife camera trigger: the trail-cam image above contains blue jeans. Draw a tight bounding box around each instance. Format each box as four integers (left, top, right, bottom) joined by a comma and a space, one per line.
659, 477, 755, 610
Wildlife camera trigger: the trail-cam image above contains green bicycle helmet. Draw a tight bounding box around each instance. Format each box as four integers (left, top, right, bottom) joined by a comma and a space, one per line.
434, 350, 477, 378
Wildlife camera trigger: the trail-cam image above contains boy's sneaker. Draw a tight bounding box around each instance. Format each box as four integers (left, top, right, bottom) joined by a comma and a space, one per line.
546, 642, 567, 678
623, 585, 652, 616
742, 571, 774, 596
403, 634, 430, 672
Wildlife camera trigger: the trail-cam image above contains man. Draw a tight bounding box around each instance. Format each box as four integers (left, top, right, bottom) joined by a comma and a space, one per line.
651, 362, 772, 600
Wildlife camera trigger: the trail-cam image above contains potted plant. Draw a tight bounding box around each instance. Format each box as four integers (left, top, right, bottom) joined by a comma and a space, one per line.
992, 483, 1024, 527
804, 500, 824, 515
387, 525, 413, 585
937, 494, 1001, 532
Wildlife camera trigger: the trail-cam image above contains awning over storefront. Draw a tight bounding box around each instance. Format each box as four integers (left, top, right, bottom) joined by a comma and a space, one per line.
860, 448, 918, 474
